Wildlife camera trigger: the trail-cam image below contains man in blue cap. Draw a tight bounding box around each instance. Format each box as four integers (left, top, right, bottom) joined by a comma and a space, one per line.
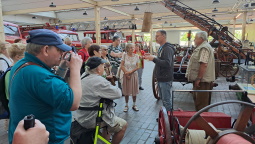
8, 29, 83, 144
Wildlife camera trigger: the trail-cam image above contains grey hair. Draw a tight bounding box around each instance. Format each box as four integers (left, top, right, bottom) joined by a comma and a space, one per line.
81, 37, 92, 48
26, 43, 54, 56
196, 31, 208, 41
125, 43, 135, 52
157, 30, 167, 38
26, 43, 45, 56
100, 45, 107, 49
85, 66, 98, 74
64, 37, 72, 45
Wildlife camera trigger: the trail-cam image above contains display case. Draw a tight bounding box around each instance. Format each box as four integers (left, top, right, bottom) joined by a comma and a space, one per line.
237, 64, 255, 94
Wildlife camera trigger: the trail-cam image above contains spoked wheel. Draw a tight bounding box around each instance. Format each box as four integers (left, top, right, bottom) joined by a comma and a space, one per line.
152, 68, 160, 100
172, 117, 181, 144
218, 52, 239, 77
219, 62, 239, 77
157, 106, 172, 144
179, 100, 255, 144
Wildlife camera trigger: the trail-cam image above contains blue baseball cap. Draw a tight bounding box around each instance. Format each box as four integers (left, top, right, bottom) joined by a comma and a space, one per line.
26, 29, 71, 51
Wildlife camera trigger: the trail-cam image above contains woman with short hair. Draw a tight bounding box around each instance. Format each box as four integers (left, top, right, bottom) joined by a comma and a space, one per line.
0, 42, 13, 73
101, 45, 116, 84
88, 44, 102, 57
120, 43, 139, 112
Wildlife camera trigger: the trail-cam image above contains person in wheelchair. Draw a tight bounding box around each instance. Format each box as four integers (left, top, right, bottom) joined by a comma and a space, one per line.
76, 57, 128, 144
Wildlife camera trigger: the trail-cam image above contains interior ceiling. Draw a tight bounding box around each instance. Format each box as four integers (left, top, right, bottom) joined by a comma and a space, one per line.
2, 0, 255, 30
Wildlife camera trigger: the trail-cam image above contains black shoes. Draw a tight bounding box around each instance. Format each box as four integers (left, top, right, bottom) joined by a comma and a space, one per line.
139, 87, 144, 90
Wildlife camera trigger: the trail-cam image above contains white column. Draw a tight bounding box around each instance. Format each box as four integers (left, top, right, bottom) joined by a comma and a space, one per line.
0, 0, 5, 41
232, 17, 236, 36
150, 24, 153, 54
94, 6, 101, 45
132, 15, 135, 43
242, 11, 247, 41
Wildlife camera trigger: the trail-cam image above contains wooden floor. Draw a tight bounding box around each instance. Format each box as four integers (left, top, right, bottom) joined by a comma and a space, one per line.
0, 60, 242, 144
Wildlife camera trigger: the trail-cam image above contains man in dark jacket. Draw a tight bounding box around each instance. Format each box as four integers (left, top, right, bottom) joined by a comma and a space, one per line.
144, 30, 175, 111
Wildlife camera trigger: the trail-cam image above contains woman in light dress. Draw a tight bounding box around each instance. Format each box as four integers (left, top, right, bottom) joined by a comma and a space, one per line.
120, 43, 139, 112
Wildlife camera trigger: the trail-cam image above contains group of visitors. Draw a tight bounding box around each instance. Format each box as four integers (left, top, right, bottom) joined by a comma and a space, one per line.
1, 28, 215, 144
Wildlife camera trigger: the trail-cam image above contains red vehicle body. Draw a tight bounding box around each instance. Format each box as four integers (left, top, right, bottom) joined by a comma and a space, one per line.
19, 23, 81, 49
4, 21, 25, 43
125, 35, 148, 51
83, 30, 117, 45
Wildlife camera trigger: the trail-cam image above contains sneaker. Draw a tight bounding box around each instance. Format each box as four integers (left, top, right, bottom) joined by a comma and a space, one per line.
123, 106, 128, 112
139, 87, 144, 90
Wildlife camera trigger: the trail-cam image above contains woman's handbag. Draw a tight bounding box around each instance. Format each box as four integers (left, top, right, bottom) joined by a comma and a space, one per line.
116, 67, 124, 79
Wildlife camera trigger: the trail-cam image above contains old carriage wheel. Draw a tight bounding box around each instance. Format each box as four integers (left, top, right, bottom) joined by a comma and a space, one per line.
218, 52, 239, 77
219, 63, 239, 77
172, 117, 181, 144
158, 106, 172, 144
152, 69, 160, 100
179, 100, 255, 144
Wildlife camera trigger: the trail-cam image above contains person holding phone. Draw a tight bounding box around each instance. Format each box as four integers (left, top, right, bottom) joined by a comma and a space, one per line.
8, 29, 82, 144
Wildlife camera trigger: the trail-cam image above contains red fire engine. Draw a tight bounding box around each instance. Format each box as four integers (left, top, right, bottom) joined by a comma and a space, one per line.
19, 23, 81, 49
83, 30, 118, 45
4, 21, 25, 43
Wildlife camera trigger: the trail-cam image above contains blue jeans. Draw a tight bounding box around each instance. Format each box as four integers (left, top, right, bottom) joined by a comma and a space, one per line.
158, 81, 172, 111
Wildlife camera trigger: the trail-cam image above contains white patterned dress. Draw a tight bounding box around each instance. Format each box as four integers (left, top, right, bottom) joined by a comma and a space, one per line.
122, 53, 139, 96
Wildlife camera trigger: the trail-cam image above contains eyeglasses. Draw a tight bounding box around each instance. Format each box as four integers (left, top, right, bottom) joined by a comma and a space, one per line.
102, 49, 108, 51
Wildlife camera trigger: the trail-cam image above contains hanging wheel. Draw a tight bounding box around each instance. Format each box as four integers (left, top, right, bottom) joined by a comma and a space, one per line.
157, 106, 172, 144
152, 68, 160, 100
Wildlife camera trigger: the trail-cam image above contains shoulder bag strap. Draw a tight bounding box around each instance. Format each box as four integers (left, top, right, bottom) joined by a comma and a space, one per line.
0, 58, 10, 68
9, 62, 42, 95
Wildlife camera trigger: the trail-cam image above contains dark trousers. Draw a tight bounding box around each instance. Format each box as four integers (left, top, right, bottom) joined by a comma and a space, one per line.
192, 82, 212, 112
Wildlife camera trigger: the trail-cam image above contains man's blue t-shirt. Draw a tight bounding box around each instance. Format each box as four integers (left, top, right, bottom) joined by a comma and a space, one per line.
8, 52, 74, 144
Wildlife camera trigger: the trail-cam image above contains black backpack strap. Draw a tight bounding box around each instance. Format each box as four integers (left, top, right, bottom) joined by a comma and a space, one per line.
81, 73, 90, 80
78, 106, 103, 111
0, 58, 10, 68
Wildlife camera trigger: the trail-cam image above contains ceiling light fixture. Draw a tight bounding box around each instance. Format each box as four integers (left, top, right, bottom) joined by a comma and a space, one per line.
83, 11, 87, 15
212, 0, 220, 4
134, 6, 139, 11
212, 8, 218, 12
104, 17, 108, 20
49, 2, 56, 7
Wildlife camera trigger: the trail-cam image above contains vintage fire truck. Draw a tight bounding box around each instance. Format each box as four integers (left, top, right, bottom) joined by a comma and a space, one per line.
19, 23, 81, 49
4, 21, 25, 43
83, 30, 148, 51
125, 34, 148, 51
83, 30, 117, 45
